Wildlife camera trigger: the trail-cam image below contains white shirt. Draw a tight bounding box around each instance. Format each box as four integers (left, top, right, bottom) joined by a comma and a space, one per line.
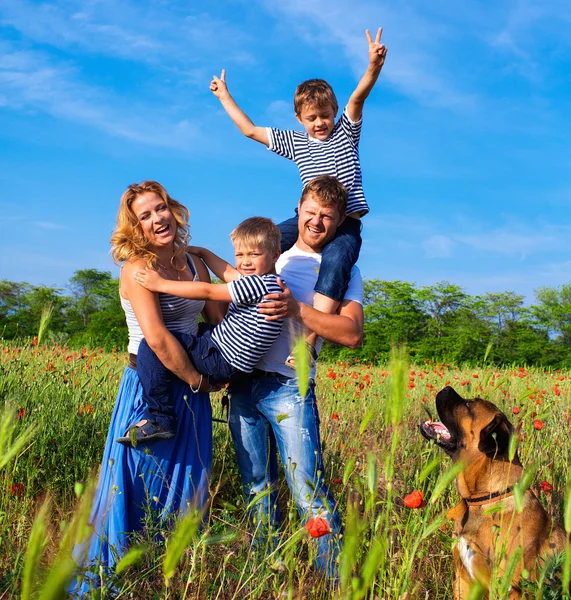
256, 243, 363, 378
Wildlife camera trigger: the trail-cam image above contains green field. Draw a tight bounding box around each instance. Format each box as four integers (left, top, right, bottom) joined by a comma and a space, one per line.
1, 341, 569, 598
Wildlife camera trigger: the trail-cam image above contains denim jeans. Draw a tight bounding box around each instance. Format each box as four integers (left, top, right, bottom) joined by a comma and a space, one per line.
137, 327, 236, 433
228, 373, 341, 580
277, 213, 362, 301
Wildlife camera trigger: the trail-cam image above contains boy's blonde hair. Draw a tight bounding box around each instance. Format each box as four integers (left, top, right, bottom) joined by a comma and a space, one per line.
300, 175, 348, 216
110, 180, 190, 268
230, 217, 281, 256
294, 79, 338, 115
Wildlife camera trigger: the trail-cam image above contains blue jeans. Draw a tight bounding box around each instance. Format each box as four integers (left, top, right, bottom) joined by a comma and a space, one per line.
228, 373, 341, 580
137, 327, 237, 433
278, 214, 362, 301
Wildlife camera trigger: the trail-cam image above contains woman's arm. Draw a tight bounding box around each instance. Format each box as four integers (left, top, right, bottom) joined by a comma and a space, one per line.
192, 255, 225, 325
188, 247, 240, 282
122, 260, 210, 391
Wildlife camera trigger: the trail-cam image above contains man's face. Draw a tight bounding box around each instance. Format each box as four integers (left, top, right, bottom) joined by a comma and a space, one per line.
297, 193, 345, 252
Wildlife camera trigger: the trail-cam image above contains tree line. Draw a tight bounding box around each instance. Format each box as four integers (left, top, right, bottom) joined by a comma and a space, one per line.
2, 271, 571, 367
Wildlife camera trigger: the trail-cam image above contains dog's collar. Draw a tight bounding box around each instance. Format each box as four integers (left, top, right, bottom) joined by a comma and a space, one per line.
447, 487, 514, 520
466, 486, 514, 506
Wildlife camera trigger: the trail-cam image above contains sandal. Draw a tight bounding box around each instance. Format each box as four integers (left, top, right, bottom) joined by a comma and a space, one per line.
117, 420, 175, 447
285, 343, 318, 370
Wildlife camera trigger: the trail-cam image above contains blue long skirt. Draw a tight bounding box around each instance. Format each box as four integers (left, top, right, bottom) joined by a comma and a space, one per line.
71, 365, 212, 591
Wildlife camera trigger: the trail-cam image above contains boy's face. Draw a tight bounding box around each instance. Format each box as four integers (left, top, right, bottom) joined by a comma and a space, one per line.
296, 102, 337, 141
234, 244, 279, 277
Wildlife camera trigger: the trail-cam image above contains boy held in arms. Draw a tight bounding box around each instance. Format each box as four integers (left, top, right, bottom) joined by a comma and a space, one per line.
210, 27, 387, 367
118, 217, 283, 446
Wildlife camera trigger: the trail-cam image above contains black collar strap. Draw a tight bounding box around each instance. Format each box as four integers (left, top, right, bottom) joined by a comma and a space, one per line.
465, 486, 513, 506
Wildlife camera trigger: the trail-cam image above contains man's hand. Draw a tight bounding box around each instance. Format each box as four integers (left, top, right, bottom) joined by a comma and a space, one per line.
366, 28, 387, 70
259, 279, 301, 321
134, 268, 165, 292
210, 69, 228, 99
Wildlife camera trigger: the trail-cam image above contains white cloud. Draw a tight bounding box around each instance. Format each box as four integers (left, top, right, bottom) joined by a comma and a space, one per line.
0, 43, 201, 148
259, 0, 475, 110
423, 235, 453, 258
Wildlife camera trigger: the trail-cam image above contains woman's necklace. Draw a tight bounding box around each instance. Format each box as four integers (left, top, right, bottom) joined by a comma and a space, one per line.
156, 256, 184, 281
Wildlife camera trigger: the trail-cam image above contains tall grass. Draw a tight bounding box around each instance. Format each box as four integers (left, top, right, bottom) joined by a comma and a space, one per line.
0, 341, 569, 597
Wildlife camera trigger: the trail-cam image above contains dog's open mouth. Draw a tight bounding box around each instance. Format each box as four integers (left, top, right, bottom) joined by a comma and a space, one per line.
420, 420, 457, 453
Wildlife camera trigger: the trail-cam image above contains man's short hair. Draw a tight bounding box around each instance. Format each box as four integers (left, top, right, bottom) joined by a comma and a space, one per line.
299, 175, 348, 216
230, 217, 281, 255
294, 79, 338, 116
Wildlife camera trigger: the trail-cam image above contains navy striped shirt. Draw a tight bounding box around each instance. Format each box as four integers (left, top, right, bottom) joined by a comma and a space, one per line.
267, 106, 368, 216
211, 274, 283, 373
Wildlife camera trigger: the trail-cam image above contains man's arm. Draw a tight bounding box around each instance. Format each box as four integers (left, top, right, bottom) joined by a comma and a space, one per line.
347, 28, 387, 123
210, 69, 270, 146
260, 283, 364, 349
134, 268, 233, 302
188, 247, 240, 282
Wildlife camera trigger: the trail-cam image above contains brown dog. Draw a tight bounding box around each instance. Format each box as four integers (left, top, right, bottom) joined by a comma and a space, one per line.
420, 386, 566, 599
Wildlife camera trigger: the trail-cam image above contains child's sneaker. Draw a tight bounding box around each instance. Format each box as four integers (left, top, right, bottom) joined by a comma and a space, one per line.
117, 420, 175, 446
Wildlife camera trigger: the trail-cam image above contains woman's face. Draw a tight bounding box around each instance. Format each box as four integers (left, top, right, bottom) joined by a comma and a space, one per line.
131, 191, 177, 249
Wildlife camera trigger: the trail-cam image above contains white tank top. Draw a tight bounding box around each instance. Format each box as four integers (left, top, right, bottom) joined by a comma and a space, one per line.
120, 256, 205, 354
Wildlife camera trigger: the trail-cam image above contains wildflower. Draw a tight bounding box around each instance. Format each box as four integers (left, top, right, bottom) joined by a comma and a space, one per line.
11, 483, 24, 497
332, 477, 343, 485
539, 481, 553, 494
512, 407, 520, 415
331, 413, 339, 420
18, 408, 25, 419
304, 517, 331, 538
403, 490, 426, 509
553, 386, 561, 397
533, 419, 544, 430
31, 336, 38, 347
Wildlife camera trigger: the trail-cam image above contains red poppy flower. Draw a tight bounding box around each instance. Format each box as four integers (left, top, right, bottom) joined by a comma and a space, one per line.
539, 481, 553, 494
11, 483, 24, 497
304, 517, 331, 538
332, 478, 342, 485
512, 407, 520, 415
18, 408, 25, 419
331, 413, 339, 420
403, 490, 426, 509
533, 419, 544, 430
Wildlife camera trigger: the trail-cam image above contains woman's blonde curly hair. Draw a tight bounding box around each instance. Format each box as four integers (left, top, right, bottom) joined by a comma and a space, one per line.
110, 181, 190, 269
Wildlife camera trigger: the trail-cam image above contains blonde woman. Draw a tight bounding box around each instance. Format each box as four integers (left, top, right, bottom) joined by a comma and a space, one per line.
71, 181, 222, 590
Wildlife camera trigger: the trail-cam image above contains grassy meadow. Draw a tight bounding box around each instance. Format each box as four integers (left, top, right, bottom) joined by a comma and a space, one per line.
0, 340, 570, 599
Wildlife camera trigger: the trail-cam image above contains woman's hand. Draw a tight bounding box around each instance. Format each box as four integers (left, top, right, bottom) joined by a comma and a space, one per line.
258, 278, 301, 321
188, 373, 223, 394
134, 268, 165, 292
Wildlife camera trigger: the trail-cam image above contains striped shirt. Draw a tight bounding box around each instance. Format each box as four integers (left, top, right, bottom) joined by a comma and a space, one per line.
267, 106, 367, 216
211, 273, 283, 372
121, 256, 204, 354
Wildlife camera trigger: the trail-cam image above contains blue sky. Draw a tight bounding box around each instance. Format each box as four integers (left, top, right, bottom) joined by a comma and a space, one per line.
1, 0, 569, 301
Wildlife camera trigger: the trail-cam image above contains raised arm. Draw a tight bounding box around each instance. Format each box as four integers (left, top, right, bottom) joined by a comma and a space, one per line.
188, 246, 240, 282
122, 261, 210, 392
210, 69, 270, 147
347, 28, 387, 123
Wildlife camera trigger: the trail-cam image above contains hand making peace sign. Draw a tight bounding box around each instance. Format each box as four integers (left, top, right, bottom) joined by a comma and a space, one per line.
366, 27, 387, 70
210, 69, 228, 99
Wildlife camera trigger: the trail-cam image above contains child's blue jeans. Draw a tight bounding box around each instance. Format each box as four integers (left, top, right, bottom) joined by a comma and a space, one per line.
278, 214, 362, 302
137, 326, 237, 433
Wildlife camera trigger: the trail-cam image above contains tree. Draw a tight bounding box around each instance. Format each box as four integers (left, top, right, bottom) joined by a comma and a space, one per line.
532, 285, 571, 345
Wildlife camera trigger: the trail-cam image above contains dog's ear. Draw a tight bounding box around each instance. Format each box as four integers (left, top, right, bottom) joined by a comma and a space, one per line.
478, 413, 513, 458
436, 386, 464, 405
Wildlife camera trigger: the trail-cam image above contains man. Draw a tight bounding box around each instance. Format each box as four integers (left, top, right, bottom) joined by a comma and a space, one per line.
228, 175, 364, 581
